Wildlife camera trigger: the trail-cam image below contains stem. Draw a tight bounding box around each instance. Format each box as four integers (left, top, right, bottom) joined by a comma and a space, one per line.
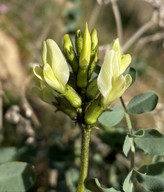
120, 97, 132, 132
77, 126, 91, 192
120, 96, 135, 170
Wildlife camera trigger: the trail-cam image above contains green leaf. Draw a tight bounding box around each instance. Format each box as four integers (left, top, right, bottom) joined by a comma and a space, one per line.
127, 91, 158, 114
98, 105, 125, 127
135, 162, 164, 192
85, 178, 121, 192
0, 147, 17, 164
65, 168, 79, 192
123, 135, 133, 157
0, 161, 36, 192
123, 170, 135, 192
99, 128, 126, 150
134, 129, 164, 156
126, 67, 137, 86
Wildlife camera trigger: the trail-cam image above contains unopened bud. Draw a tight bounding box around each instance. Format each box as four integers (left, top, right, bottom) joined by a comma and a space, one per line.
79, 23, 91, 69
87, 29, 98, 78
75, 29, 83, 57
77, 23, 91, 88
91, 28, 98, 54
63, 34, 78, 73
87, 54, 98, 79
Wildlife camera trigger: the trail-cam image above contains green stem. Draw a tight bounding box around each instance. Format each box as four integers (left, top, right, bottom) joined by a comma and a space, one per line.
120, 97, 132, 132
77, 126, 91, 192
120, 97, 135, 190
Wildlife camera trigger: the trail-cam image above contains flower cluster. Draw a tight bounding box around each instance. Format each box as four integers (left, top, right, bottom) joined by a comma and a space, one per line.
33, 23, 132, 125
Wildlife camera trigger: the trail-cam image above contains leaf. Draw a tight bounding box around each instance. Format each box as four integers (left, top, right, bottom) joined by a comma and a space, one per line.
99, 128, 126, 150
134, 129, 164, 156
98, 105, 125, 127
65, 168, 79, 192
127, 91, 158, 114
127, 67, 137, 86
0, 161, 36, 192
85, 178, 121, 192
123, 135, 133, 157
0, 147, 17, 164
135, 162, 164, 192
123, 170, 135, 192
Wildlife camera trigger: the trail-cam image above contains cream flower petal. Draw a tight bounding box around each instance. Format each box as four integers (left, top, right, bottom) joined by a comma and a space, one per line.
33, 66, 43, 80
43, 63, 65, 93
45, 39, 70, 87
104, 75, 126, 105
97, 50, 115, 99
42, 42, 47, 65
111, 51, 120, 77
125, 74, 132, 88
112, 38, 121, 64
120, 54, 132, 74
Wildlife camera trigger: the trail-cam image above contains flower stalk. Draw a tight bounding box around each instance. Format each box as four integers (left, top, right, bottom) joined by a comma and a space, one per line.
77, 126, 91, 192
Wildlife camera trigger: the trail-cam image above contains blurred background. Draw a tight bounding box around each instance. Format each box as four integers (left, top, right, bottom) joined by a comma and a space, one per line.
0, 0, 163, 191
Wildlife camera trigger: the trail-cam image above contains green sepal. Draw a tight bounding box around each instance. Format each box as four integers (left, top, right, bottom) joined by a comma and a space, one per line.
33, 86, 56, 104
84, 97, 105, 125
63, 84, 82, 108
86, 77, 99, 100
55, 96, 78, 120
63, 34, 78, 73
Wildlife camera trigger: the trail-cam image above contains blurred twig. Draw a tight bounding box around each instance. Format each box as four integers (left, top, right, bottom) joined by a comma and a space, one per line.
21, 75, 40, 128
0, 82, 3, 131
89, 1, 102, 29
110, 0, 123, 45
122, 20, 155, 53
122, 0, 164, 52
136, 31, 164, 50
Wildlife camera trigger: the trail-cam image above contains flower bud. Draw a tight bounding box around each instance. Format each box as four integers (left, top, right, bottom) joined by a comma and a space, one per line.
75, 29, 83, 57
91, 28, 98, 54
63, 34, 78, 73
87, 54, 98, 79
77, 23, 91, 88
79, 23, 91, 69
87, 29, 98, 78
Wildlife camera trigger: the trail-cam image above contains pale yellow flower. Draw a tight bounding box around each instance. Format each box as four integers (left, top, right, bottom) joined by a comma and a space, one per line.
97, 39, 132, 106
33, 39, 70, 94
